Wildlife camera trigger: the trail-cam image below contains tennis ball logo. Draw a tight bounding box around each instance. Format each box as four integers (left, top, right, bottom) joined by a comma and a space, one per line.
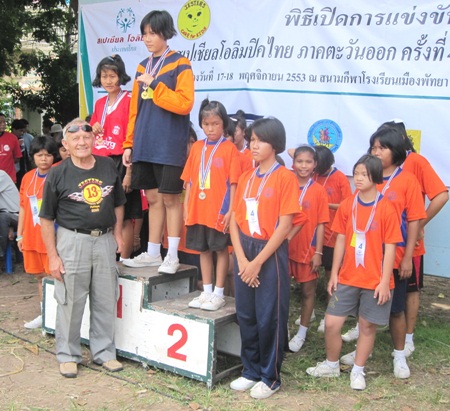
178, 1, 211, 40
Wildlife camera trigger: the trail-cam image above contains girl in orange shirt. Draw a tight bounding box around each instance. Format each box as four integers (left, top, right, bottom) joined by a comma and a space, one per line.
18, 137, 58, 329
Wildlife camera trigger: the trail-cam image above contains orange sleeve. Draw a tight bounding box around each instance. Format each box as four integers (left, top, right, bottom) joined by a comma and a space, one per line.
124, 64, 145, 150
153, 57, 195, 116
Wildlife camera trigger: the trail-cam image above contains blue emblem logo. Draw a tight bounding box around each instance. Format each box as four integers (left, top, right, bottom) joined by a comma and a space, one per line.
307, 119, 343, 153
116, 8, 135, 33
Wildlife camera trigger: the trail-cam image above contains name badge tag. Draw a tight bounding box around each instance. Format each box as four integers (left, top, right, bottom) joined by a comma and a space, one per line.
29, 195, 41, 226
355, 232, 366, 267
245, 198, 261, 236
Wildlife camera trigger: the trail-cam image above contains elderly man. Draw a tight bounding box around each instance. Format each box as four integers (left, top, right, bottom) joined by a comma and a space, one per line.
40, 118, 126, 378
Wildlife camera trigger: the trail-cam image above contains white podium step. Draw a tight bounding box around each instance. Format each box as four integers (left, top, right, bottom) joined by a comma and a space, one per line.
42, 264, 241, 387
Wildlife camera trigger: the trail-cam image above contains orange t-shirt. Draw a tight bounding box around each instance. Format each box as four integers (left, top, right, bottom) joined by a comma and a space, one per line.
377, 169, 427, 268
19, 169, 48, 253
332, 193, 402, 290
182, 139, 241, 231
289, 180, 330, 264
402, 152, 448, 256
233, 165, 307, 240
315, 168, 352, 248
238, 148, 254, 172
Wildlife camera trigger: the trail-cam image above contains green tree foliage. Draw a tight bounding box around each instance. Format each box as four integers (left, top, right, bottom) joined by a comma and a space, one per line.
0, 0, 79, 123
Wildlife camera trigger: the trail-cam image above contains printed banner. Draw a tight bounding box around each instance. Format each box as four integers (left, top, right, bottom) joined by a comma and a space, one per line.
79, 0, 450, 184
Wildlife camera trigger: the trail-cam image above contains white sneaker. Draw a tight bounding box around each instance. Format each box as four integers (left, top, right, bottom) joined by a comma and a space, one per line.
122, 252, 162, 268
188, 292, 212, 308
404, 341, 415, 357
340, 350, 372, 366
317, 319, 325, 333
24, 314, 42, 329
230, 376, 257, 391
341, 326, 359, 342
289, 335, 305, 353
249, 381, 280, 399
294, 309, 316, 326
158, 255, 180, 274
391, 342, 415, 358
340, 350, 356, 366
393, 357, 410, 379
350, 371, 366, 390
306, 361, 340, 377
201, 294, 226, 311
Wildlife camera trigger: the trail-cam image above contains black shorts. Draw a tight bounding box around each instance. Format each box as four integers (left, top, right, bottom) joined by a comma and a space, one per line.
124, 189, 143, 220
391, 269, 408, 314
131, 161, 184, 194
407, 255, 424, 292
185, 224, 230, 252
322, 245, 334, 271
108, 155, 143, 220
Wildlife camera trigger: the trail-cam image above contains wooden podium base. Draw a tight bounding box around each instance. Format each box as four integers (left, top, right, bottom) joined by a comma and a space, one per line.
42, 264, 242, 387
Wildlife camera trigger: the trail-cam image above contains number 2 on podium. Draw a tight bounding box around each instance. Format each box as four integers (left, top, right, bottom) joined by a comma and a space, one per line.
167, 323, 188, 362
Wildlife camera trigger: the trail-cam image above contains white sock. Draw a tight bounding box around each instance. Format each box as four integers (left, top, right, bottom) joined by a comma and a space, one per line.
326, 359, 339, 368
147, 242, 160, 257
354, 323, 360, 332
393, 349, 406, 360
214, 286, 224, 297
296, 325, 308, 340
203, 283, 213, 294
352, 364, 365, 374
167, 237, 180, 259
405, 333, 414, 344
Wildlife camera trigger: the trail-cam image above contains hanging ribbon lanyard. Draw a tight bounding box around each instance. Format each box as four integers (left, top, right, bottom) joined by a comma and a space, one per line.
243, 161, 279, 236
141, 47, 170, 99
381, 166, 400, 195
298, 178, 313, 210
400, 150, 412, 169
26, 170, 47, 227
100, 90, 125, 128
198, 137, 224, 200
351, 192, 380, 268
315, 167, 333, 188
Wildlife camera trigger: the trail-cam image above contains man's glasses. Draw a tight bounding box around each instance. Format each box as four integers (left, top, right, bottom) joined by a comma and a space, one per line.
65, 124, 93, 134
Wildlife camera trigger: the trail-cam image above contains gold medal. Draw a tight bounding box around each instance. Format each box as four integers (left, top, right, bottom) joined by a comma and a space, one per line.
141, 88, 153, 100
199, 191, 206, 200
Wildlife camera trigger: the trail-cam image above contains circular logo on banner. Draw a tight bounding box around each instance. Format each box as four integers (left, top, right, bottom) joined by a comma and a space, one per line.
307, 119, 343, 153
116, 8, 136, 33
178, 1, 211, 40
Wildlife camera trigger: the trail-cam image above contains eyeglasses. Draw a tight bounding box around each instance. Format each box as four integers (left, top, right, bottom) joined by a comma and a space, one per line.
65, 124, 93, 133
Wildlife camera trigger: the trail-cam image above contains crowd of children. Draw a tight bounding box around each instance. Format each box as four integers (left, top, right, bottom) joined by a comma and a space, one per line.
13, 7, 448, 399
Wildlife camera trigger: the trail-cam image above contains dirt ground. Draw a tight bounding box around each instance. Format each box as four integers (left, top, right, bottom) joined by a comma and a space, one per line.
1, 267, 449, 411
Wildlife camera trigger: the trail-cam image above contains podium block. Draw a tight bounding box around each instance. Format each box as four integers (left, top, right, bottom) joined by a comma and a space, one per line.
42, 264, 241, 387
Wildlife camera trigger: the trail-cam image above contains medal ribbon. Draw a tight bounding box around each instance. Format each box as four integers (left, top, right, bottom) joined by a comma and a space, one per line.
243, 161, 279, 202
100, 90, 125, 128
243, 161, 279, 236
199, 137, 224, 190
381, 166, 401, 195
314, 167, 334, 189
352, 192, 381, 267
298, 178, 313, 208
142, 47, 171, 90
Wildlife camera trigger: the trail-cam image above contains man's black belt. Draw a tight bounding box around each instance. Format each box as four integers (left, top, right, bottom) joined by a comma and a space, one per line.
67, 227, 112, 237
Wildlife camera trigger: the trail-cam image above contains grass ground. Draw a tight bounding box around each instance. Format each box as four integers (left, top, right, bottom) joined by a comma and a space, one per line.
1, 271, 449, 410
